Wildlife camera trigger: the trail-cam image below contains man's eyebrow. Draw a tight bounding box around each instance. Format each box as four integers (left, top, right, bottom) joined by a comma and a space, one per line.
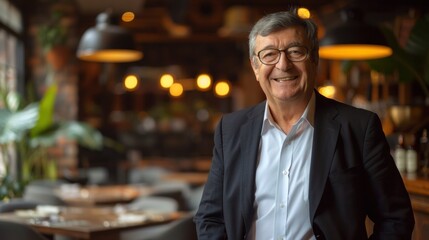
287, 42, 304, 47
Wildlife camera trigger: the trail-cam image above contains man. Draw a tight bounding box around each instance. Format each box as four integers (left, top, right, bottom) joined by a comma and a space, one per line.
194, 8, 414, 240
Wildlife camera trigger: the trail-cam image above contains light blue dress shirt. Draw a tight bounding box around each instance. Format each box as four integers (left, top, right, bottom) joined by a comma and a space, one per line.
247, 93, 316, 240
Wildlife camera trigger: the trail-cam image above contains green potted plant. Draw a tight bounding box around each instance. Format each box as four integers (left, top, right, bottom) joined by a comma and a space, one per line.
0, 84, 104, 200
366, 13, 429, 99
37, 10, 70, 70
369, 13, 429, 131
342, 13, 429, 131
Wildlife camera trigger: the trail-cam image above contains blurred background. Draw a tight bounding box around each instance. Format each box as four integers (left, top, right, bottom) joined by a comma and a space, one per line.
0, 0, 428, 212
1, 0, 429, 239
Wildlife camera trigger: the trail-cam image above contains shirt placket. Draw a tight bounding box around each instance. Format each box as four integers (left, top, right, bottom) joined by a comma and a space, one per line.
274, 120, 303, 240
273, 130, 295, 240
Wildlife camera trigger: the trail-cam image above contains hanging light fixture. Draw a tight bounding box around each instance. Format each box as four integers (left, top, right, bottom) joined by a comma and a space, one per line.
319, 8, 392, 60
77, 11, 143, 62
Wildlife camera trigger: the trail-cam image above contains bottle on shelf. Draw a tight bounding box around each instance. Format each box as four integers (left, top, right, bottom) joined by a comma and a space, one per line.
406, 134, 418, 174
420, 129, 429, 175
394, 133, 406, 173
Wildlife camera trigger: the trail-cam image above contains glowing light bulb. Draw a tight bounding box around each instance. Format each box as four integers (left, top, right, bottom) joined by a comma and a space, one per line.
215, 81, 231, 97
169, 82, 183, 97
196, 74, 211, 91
298, 8, 310, 19
122, 12, 135, 22
160, 74, 174, 88
124, 74, 139, 90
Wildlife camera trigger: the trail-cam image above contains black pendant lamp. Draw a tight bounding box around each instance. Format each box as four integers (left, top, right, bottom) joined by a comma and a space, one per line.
319, 8, 392, 60
77, 11, 143, 63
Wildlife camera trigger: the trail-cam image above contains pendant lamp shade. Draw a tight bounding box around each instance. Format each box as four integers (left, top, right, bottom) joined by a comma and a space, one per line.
319, 8, 392, 60
77, 12, 143, 62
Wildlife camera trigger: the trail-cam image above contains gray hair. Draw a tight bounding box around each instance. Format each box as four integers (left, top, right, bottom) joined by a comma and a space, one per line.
248, 9, 319, 63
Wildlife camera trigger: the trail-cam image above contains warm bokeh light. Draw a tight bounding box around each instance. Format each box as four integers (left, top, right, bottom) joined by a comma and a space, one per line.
318, 85, 336, 99
160, 74, 174, 88
169, 82, 184, 97
124, 74, 139, 90
319, 45, 392, 60
78, 50, 143, 62
214, 80, 231, 97
297, 8, 311, 19
122, 11, 135, 22
196, 73, 212, 91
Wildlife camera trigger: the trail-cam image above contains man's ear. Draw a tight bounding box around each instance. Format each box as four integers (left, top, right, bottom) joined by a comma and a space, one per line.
250, 57, 260, 81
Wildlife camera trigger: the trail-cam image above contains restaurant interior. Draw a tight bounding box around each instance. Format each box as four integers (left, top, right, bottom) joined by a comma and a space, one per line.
0, 0, 429, 239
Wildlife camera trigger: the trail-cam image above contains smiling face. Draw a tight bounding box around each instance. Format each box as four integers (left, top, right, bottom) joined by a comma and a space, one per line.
251, 26, 318, 106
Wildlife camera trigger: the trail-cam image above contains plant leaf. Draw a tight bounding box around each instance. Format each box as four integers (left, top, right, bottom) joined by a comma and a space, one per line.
365, 25, 420, 84
5, 91, 22, 112
60, 122, 103, 150
0, 103, 39, 144
405, 14, 429, 55
30, 84, 57, 137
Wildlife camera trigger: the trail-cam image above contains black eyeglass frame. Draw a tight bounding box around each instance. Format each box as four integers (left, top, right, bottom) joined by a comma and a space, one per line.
256, 46, 310, 65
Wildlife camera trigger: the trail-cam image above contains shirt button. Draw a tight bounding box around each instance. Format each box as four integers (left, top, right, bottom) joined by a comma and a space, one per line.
282, 169, 289, 175
279, 203, 285, 208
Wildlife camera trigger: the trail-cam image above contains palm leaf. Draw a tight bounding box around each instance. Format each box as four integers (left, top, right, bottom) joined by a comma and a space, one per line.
364, 18, 429, 96
405, 14, 429, 55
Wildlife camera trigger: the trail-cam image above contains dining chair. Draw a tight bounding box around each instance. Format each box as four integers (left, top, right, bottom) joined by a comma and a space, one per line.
127, 196, 179, 213
80, 167, 110, 185
149, 181, 192, 211
0, 198, 39, 213
120, 212, 197, 240
0, 199, 71, 240
22, 181, 66, 205
128, 166, 170, 185
0, 220, 49, 240
146, 213, 197, 240
120, 196, 179, 240
186, 184, 205, 211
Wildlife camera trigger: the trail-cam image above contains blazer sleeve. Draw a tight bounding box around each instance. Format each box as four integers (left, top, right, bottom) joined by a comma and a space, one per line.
194, 117, 227, 239
364, 113, 415, 239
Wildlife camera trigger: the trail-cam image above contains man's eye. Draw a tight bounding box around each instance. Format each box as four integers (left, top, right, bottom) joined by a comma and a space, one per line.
262, 51, 277, 58
289, 50, 302, 55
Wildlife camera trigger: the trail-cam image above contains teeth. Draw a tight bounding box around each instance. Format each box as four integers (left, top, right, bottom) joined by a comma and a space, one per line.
274, 76, 295, 82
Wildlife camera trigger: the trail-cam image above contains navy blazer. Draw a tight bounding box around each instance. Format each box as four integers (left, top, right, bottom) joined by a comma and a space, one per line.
194, 91, 414, 240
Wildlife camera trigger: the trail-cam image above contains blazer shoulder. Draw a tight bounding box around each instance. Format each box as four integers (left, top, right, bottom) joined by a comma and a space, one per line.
318, 93, 376, 119
222, 101, 265, 123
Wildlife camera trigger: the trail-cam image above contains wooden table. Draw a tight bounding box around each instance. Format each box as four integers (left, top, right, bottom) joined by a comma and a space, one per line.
0, 206, 182, 240
401, 173, 429, 240
55, 184, 154, 206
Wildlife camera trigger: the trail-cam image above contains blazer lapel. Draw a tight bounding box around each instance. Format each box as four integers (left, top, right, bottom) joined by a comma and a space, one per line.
309, 93, 340, 222
240, 102, 264, 233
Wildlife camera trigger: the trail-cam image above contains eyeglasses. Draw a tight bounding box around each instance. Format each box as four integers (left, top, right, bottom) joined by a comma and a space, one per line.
256, 46, 309, 65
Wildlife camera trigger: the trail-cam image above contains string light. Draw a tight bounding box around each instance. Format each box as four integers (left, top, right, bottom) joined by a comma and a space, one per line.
160, 74, 174, 88
169, 82, 184, 97
214, 80, 231, 97
123, 74, 139, 91
196, 74, 212, 91
297, 8, 310, 19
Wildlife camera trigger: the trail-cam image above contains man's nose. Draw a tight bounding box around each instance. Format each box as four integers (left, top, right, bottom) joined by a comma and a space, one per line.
275, 51, 292, 71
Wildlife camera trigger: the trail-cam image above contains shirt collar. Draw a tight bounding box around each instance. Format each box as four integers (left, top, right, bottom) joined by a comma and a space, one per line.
261, 91, 315, 134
